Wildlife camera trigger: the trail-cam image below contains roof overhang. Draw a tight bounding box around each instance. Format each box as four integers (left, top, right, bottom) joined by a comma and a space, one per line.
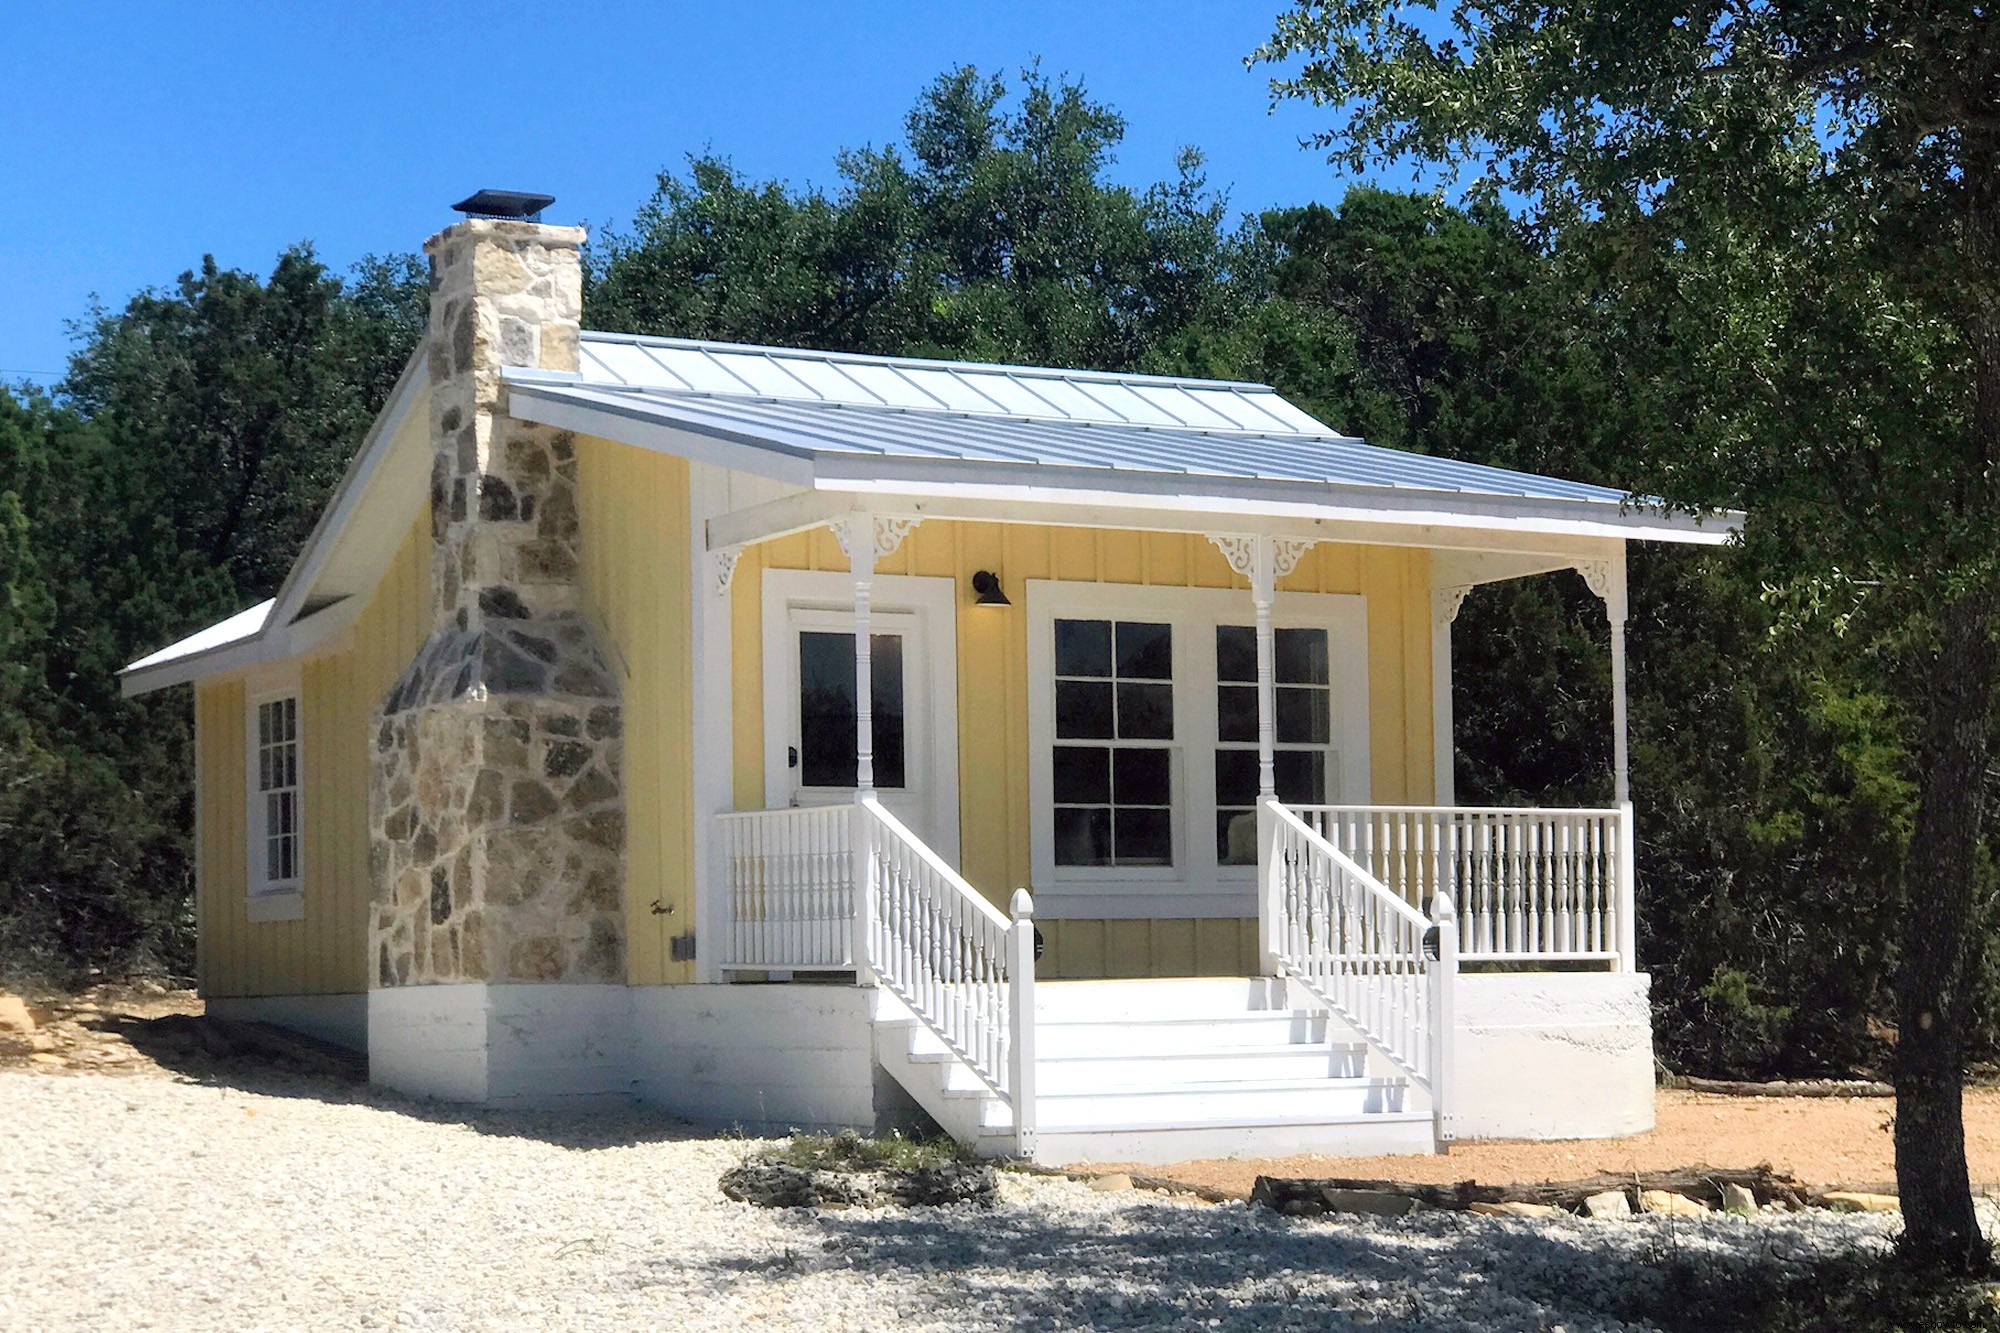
506, 376, 1741, 550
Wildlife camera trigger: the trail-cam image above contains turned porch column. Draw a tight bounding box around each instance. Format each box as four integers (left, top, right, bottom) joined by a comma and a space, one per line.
1209, 534, 1316, 973
1578, 550, 1636, 969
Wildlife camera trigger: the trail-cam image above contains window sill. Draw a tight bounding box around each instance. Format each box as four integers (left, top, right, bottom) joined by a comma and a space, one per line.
246, 890, 304, 924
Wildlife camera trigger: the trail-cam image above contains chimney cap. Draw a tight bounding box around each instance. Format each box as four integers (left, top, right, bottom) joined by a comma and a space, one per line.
451, 189, 557, 221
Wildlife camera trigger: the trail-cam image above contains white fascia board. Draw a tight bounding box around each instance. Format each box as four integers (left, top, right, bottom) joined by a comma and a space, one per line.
266, 350, 428, 630
506, 382, 818, 487
813, 458, 1742, 547
120, 596, 362, 698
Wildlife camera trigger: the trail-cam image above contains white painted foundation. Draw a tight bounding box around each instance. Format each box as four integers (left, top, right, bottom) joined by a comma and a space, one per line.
1449, 972, 1656, 1141
206, 993, 368, 1052
630, 983, 918, 1134
368, 984, 631, 1108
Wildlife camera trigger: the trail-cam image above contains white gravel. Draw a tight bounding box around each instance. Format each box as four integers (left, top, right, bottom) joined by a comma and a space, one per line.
0, 1068, 1957, 1332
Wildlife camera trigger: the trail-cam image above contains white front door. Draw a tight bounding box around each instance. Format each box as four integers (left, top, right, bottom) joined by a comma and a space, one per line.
762, 570, 961, 865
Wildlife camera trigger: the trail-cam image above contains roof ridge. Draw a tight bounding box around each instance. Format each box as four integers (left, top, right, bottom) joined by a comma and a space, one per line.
503, 370, 1367, 444
574, 329, 1279, 394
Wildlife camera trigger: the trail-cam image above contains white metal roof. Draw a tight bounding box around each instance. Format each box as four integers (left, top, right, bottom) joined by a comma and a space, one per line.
123, 331, 1741, 695
517, 368, 1632, 508
123, 600, 272, 674
576, 332, 1335, 436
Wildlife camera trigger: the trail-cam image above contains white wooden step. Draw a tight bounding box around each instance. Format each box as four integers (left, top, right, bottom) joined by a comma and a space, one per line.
1033, 1011, 1331, 1057
979, 1076, 1411, 1129
992, 1111, 1437, 1164
1031, 977, 1287, 1022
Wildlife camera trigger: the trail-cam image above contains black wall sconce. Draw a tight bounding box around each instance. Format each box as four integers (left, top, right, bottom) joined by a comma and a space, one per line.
971, 570, 1011, 607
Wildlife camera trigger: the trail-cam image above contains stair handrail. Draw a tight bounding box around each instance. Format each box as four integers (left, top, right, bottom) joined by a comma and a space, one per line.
857, 794, 1036, 1153
1264, 797, 1454, 1146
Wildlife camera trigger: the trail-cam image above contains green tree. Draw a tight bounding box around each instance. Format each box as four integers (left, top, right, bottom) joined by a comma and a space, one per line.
1261, 0, 2000, 1269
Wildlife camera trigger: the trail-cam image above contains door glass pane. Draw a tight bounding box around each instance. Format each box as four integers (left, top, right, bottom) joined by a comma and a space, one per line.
798, 631, 906, 789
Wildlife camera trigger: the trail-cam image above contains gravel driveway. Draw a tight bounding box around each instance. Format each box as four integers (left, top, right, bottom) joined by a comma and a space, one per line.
0, 1067, 1937, 1332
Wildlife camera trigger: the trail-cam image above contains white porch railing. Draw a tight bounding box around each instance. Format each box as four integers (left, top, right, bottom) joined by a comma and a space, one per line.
1292, 805, 1635, 970
858, 795, 1038, 1155
1265, 799, 1452, 1147
715, 805, 855, 970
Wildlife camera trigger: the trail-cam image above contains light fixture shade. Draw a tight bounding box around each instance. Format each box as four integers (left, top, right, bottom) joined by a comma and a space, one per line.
971, 570, 1011, 607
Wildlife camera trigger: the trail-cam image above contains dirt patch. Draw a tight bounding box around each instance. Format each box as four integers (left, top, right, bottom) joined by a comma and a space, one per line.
0, 982, 362, 1083
1080, 1087, 2000, 1198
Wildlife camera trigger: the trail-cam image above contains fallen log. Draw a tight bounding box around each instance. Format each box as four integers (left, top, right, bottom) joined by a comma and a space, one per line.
1680, 1076, 1892, 1098
1250, 1164, 1810, 1216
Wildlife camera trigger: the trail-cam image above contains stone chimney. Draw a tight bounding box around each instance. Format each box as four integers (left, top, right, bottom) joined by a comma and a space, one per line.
368, 215, 625, 992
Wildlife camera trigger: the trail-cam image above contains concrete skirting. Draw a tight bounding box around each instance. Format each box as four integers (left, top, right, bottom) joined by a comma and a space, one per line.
368, 983, 632, 1108
1449, 972, 1656, 1141
206, 993, 368, 1052
630, 983, 919, 1135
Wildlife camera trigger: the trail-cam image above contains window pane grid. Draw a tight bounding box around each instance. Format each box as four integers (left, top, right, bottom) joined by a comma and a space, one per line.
1053, 619, 1174, 868
1215, 626, 1333, 866
255, 697, 301, 891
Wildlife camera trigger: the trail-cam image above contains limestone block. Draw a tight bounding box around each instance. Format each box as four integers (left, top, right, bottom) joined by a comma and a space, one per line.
1582, 1190, 1633, 1219
1640, 1190, 1709, 1216
1722, 1182, 1757, 1216
1820, 1191, 1899, 1213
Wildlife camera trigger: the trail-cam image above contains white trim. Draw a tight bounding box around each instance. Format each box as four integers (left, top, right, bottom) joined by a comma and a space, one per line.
757, 568, 961, 867
244, 667, 305, 923
121, 594, 365, 698
690, 464, 735, 982
1025, 581, 1369, 919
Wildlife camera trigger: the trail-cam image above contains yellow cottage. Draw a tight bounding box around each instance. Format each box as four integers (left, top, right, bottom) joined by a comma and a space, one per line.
122, 198, 1739, 1163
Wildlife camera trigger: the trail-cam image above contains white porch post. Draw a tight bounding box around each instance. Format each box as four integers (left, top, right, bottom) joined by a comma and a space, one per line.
832, 516, 920, 982
1208, 534, 1315, 973
1578, 550, 1636, 970
1431, 583, 1469, 808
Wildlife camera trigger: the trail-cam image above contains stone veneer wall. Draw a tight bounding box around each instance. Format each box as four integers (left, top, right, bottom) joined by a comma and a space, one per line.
368, 218, 626, 989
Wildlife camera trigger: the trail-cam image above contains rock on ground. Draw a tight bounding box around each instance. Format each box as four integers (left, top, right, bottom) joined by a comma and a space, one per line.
0, 1069, 1978, 1333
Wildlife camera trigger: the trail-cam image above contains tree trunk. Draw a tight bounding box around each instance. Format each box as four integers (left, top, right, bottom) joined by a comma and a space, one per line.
1894, 270, 2000, 1268
1894, 586, 1997, 1271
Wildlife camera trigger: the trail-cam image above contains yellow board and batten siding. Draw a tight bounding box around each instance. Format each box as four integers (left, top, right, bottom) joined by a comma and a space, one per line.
193, 513, 430, 997
574, 433, 697, 986
730, 521, 1435, 980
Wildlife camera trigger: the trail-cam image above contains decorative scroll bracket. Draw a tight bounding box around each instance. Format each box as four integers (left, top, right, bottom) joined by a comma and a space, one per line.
1207, 534, 1317, 602
830, 515, 922, 573
712, 545, 744, 598
1433, 584, 1472, 628
1574, 558, 1627, 625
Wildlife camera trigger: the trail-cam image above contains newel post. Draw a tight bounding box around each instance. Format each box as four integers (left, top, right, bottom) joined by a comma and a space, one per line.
852, 795, 877, 985
1616, 802, 1637, 972
1007, 888, 1038, 1159
1428, 889, 1458, 1154
1258, 797, 1284, 974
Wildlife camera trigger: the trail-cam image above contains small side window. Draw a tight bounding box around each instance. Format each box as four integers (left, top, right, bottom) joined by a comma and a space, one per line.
247, 692, 304, 911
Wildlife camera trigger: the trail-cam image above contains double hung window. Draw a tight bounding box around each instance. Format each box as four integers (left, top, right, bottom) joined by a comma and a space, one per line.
246, 687, 305, 919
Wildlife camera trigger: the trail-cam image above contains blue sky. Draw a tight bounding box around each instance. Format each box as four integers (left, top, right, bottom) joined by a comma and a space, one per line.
1, 1, 1394, 387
